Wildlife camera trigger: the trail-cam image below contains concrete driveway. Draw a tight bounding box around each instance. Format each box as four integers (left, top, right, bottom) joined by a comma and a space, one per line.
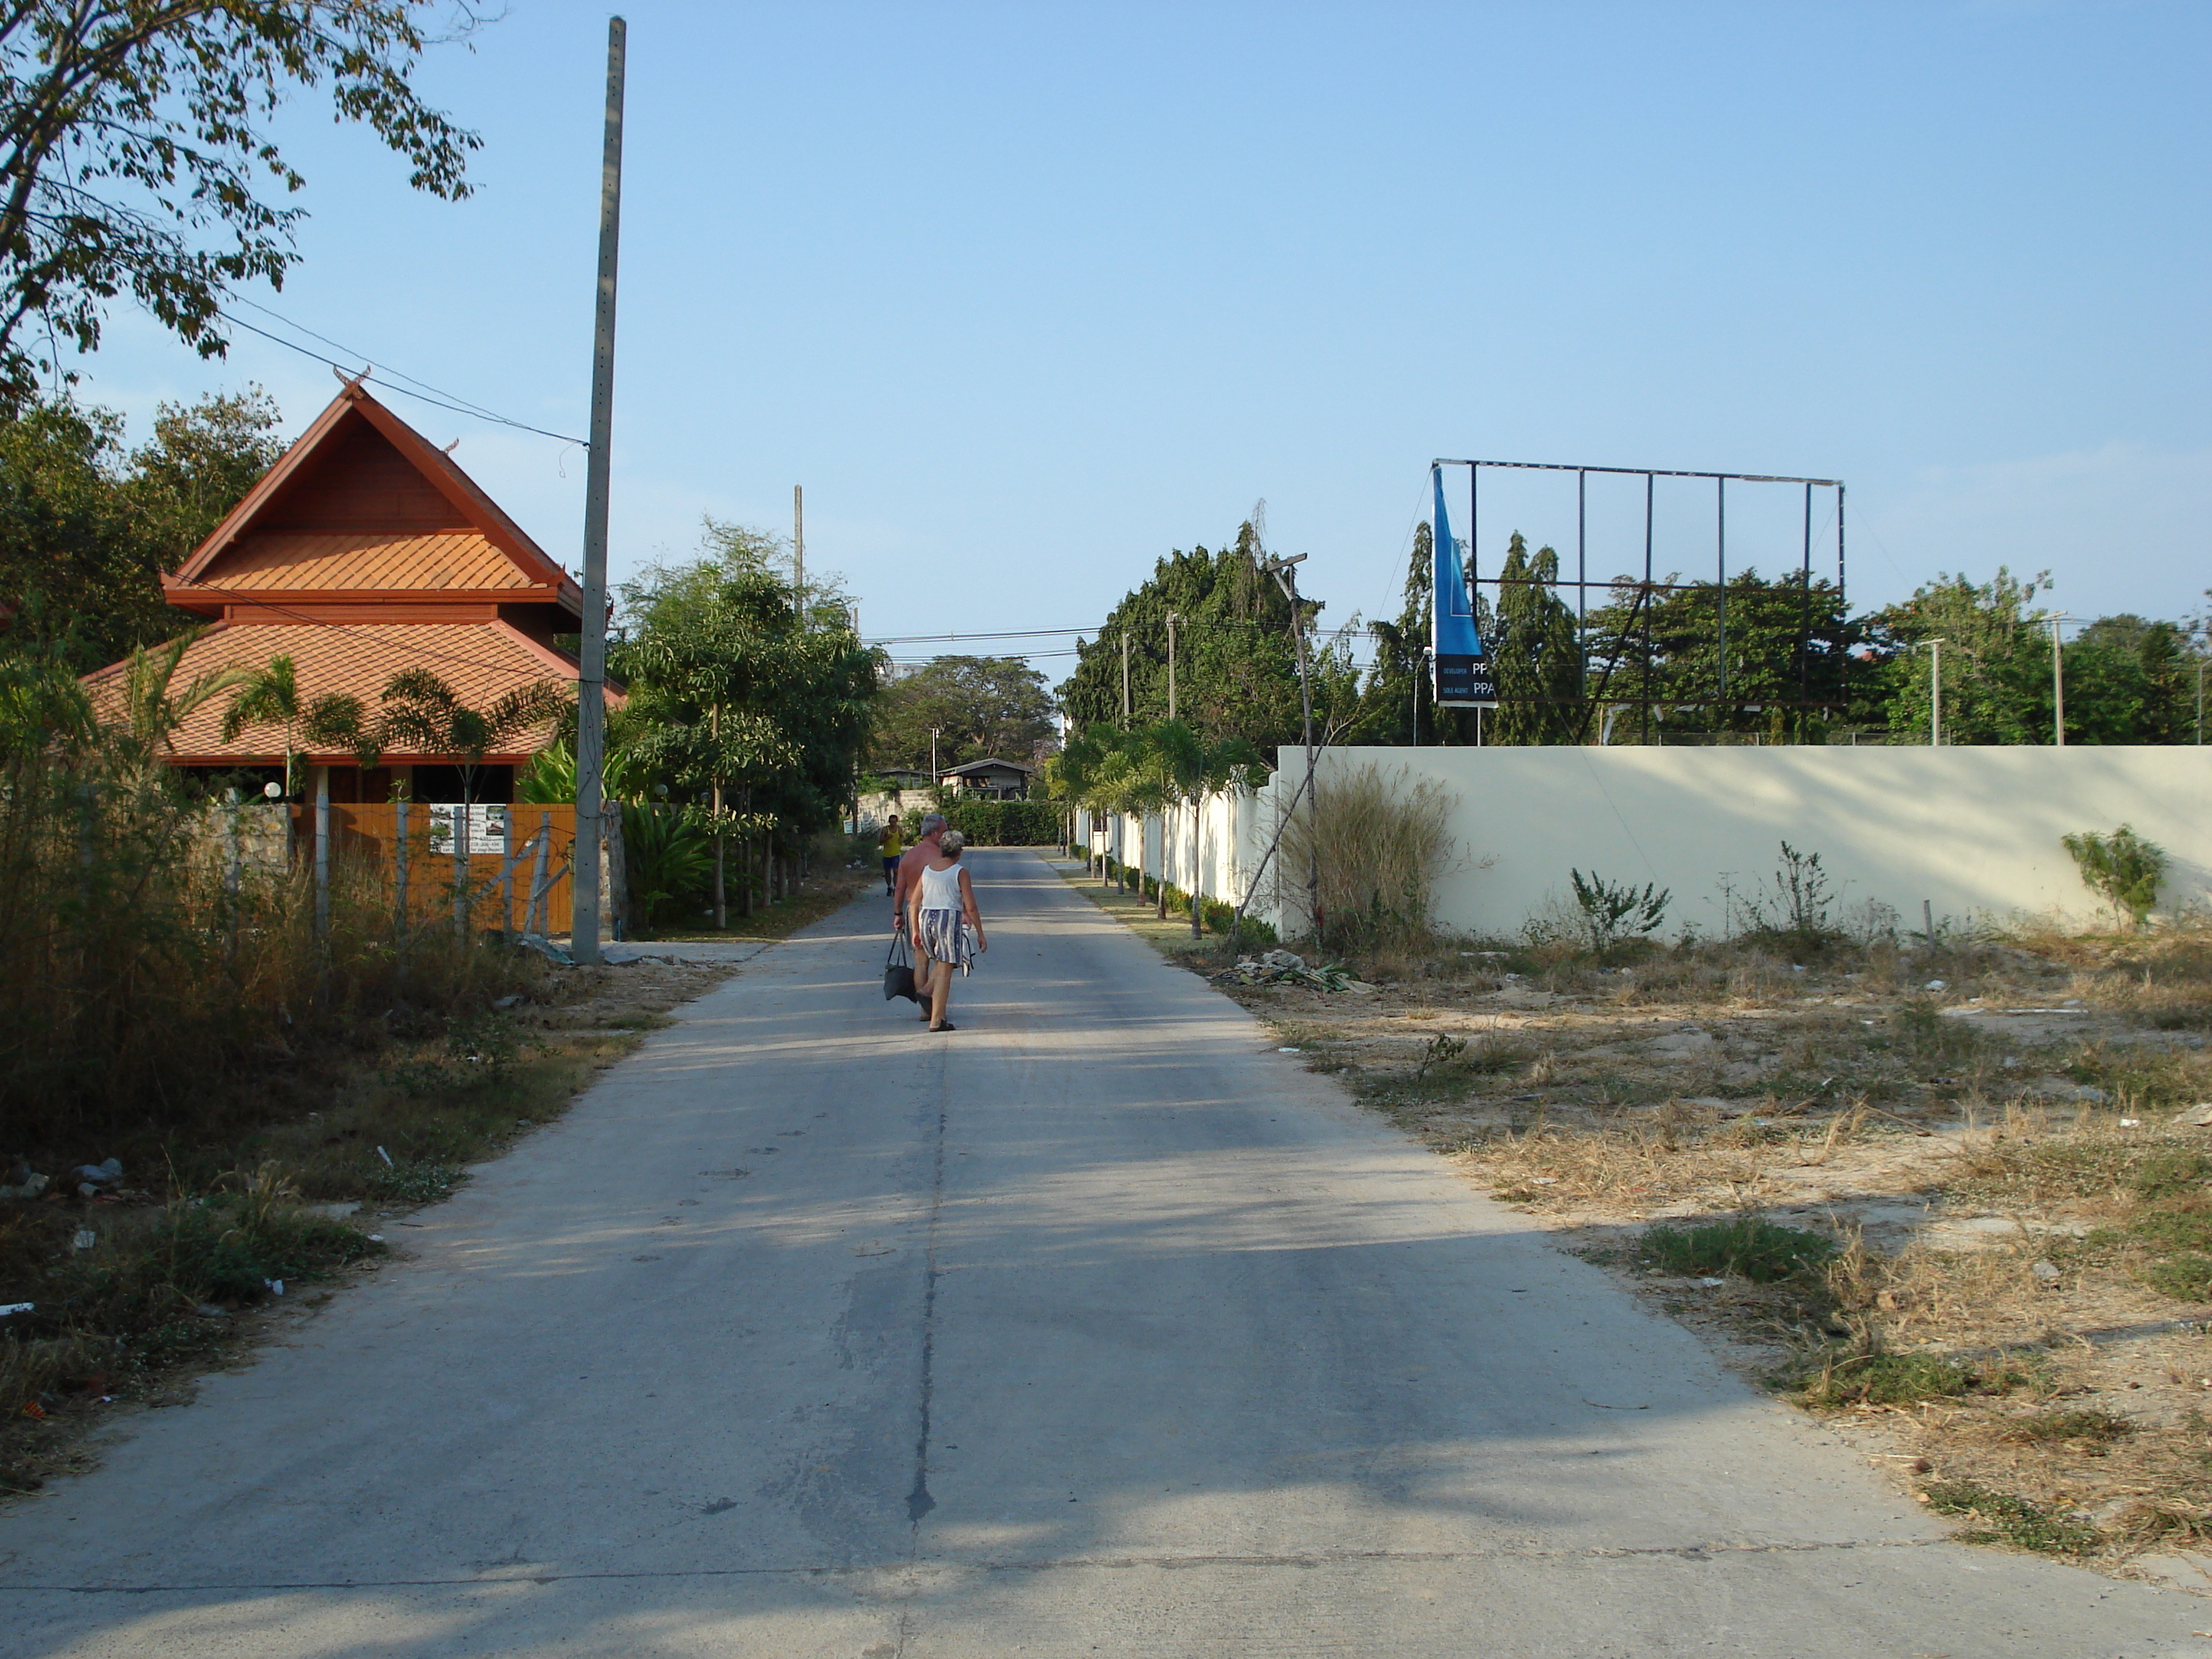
4, 849, 2208, 1657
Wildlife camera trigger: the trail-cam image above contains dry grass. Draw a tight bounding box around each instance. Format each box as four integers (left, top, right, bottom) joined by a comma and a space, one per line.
1192, 907, 2212, 1573
0, 950, 735, 1499
1274, 760, 1456, 954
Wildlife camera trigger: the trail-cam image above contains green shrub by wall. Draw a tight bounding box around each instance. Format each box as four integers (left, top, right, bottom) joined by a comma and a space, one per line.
945, 800, 1063, 845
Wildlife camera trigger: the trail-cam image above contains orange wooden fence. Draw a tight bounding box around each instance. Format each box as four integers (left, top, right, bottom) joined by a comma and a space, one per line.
289, 802, 580, 934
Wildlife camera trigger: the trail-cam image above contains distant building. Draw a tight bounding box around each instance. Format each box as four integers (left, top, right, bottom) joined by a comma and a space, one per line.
939, 757, 1035, 800
82, 379, 604, 802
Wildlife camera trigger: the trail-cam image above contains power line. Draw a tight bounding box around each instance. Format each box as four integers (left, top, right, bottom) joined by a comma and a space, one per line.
867, 626, 1092, 645
215, 306, 589, 448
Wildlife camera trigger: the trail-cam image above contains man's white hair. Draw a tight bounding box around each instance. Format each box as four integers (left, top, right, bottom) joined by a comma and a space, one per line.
921, 813, 947, 834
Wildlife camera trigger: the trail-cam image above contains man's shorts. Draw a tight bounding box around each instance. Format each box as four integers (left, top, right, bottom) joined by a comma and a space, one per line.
882, 856, 899, 881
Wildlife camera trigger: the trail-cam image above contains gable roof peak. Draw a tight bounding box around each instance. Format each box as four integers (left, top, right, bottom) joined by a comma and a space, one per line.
168, 381, 579, 613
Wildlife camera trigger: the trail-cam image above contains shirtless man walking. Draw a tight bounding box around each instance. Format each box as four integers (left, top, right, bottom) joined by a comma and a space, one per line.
891, 813, 947, 1024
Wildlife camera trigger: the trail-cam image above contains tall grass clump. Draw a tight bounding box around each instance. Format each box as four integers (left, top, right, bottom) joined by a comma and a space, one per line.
0, 642, 536, 1158
1277, 762, 1457, 953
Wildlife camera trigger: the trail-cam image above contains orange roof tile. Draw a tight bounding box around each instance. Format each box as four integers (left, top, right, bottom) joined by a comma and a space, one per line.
87, 621, 606, 763
204, 531, 531, 593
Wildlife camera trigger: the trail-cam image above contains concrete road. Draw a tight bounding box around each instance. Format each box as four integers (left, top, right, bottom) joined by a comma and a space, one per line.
4, 850, 2208, 1658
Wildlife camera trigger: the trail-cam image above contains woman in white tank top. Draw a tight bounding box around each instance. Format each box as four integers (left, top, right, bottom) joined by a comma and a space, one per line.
904, 830, 987, 1032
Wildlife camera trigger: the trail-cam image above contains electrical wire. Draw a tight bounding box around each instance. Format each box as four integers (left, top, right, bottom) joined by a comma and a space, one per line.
215, 306, 589, 448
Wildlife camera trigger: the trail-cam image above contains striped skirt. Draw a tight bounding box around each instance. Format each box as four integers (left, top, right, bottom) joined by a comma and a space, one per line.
916, 909, 975, 976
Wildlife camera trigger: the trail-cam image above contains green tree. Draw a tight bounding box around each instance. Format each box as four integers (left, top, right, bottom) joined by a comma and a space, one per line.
872, 654, 1055, 775
0, 387, 283, 670
220, 652, 383, 794
1059, 521, 1359, 753
123, 387, 285, 559
1352, 522, 1440, 745
1584, 566, 1856, 743
1146, 718, 1267, 936
0, 2, 481, 400
612, 523, 877, 924
1491, 534, 1582, 745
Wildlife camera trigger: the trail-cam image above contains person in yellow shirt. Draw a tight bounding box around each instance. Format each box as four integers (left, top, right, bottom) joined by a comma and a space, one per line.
878, 815, 904, 895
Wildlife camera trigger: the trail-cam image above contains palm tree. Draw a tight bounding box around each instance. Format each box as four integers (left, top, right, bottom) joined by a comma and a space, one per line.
1147, 719, 1267, 938
220, 655, 304, 796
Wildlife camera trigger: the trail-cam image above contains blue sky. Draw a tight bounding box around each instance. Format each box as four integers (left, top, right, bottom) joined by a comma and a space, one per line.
71, 1, 2212, 673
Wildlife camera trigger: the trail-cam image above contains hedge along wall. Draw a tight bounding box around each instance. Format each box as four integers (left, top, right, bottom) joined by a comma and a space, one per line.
943, 800, 1064, 845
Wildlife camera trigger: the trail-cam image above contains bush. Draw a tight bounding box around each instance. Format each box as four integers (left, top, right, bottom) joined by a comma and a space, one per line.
1642, 1216, 1835, 1282
2063, 824, 2165, 930
943, 800, 1061, 845
1570, 869, 1670, 954
0, 647, 544, 1153
1735, 840, 1842, 949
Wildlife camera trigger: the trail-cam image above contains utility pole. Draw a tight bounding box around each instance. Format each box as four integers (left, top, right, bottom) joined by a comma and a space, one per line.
571, 14, 626, 966
793, 484, 804, 616
2049, 614, 2067, 747
1120, 631, 1130, 724
1166, 612, 1179, 720
1260, 549, 1317, 940
930, 727, 940, 787
1925, 638, 1946, 747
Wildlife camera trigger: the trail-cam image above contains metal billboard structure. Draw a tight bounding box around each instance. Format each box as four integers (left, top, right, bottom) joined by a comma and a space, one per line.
1430, 457, 1848, 743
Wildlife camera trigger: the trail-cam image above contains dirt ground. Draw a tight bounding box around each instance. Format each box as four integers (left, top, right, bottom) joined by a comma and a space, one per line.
1055, 858, 2212, 1586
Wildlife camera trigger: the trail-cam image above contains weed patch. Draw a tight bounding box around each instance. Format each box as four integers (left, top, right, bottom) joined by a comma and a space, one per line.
1794, 1348, 2023, 1408
1920, 1481, 2101, 1554
1997, 1408, 2135, 1446
1642, 1217, 1835, 1283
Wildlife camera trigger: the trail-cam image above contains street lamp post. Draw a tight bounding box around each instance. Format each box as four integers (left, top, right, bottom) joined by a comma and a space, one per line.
2049, 615, 2068, 747
1925, 637, 1947, 746
1166, 612, 1179, 721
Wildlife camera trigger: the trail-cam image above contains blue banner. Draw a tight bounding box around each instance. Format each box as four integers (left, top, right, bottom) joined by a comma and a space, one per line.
1431, 464, 1495, 706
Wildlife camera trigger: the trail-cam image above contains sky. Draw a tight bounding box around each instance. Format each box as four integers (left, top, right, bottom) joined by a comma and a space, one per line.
65, 1, 2212, 678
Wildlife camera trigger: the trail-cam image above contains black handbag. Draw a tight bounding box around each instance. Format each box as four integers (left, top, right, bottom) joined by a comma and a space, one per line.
884, 931, 922, 1004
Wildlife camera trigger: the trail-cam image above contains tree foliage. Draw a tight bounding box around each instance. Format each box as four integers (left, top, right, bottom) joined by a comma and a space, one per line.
1059, 523, 1359, 752
1492, 534, 1582, 745
2062, 824, 2166, 930
871, 653, 1054, 774
1861, 570, 2197, 746
0, 1, 482, 400
606, 519, 877, 922
1581, 563, 1856, 743
0, 386, 281, 670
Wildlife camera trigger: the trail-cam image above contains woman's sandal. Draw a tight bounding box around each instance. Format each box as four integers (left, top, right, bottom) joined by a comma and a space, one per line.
928, 1021, 956, 1033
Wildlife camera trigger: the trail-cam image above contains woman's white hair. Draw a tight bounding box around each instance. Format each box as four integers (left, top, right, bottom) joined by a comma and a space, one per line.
940, 830, 967, 855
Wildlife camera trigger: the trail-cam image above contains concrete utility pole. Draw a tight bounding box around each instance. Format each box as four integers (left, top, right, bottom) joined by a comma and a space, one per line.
571, 14, 626, 966
1925, 638, 1946, 747
2049, 615, 2067, 747
1166, 612, 1179, 720
793, 485, 804, 615
1120, 631, 1130, 723
1263, 551, 1318, 938
930, 727, 940, 786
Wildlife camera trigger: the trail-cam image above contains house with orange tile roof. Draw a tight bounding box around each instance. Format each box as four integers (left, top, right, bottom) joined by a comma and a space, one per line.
84, 377, 604, 804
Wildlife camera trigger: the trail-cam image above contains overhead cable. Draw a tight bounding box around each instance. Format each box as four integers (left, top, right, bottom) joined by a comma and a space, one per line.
215, 307, 589, 448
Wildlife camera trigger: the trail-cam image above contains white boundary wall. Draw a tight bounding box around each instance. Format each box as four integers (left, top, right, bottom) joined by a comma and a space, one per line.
1072, 790, 1272, 921
1275, 746, 2212, 940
